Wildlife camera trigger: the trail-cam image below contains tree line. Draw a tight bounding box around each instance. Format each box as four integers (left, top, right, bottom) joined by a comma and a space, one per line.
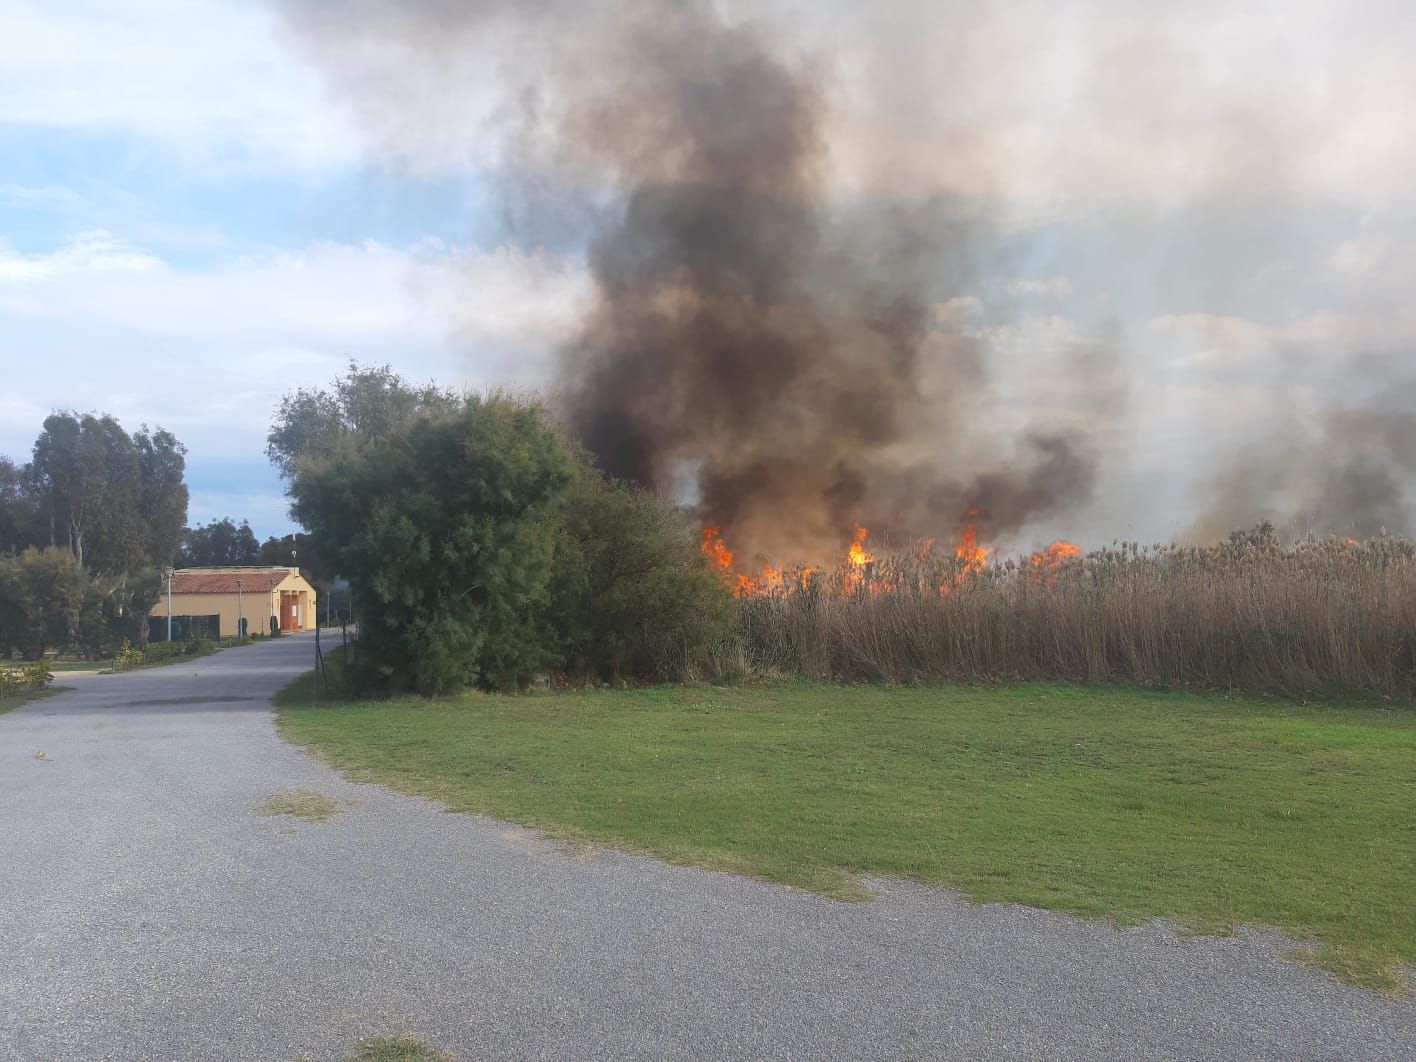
0, 414, 302, 660
0, 413, 188, 659
177, 517, 307, 572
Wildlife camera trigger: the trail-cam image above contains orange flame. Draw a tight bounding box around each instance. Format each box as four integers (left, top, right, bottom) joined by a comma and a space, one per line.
844, 525, 875, 593
1029, 540, 1082, 569
847, 525, 874, 568
954, 524, 990, 576
703, 525, 818, 597
937, 510, 992, 594
701, 525, 735, 571
704, 516, 1072, 599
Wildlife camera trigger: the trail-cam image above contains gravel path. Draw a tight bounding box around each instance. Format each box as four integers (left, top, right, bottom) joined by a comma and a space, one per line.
1, 635, 1410, 1061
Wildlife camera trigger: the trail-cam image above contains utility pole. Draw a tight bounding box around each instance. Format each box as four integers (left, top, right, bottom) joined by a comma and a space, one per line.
165, 567, 173, 642
236, 577, 244, 642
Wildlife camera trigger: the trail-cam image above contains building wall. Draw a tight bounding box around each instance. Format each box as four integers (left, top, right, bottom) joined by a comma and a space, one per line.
275, 572, 317, 632
151, 591, 279, 639
148, 572, 318, 638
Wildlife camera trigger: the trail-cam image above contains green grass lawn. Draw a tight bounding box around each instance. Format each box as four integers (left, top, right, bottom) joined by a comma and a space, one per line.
275, 679, 1416, 994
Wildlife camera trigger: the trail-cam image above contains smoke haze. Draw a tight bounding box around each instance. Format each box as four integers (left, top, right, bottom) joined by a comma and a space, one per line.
283, 0, 1416, 556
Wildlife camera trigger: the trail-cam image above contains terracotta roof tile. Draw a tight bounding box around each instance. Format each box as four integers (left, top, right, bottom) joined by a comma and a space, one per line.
168, 568, 294, 594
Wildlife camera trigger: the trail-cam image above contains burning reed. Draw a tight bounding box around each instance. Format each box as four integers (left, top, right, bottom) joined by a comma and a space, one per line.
729, 527, 1416, 702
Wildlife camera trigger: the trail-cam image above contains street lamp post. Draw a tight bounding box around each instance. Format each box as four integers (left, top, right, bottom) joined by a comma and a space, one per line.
165, 567, 173, 642
236, 578, 244, 642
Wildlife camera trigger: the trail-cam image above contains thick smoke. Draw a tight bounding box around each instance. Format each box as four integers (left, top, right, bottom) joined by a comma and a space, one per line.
285, 0, 1110, 563
1191, 394, 1416, 541
553, 6, 1110, 561
284, 0, 1413, 553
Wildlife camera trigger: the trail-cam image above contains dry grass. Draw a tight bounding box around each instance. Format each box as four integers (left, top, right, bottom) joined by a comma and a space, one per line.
736, 528, 1416, 701
259, 787, 345, 821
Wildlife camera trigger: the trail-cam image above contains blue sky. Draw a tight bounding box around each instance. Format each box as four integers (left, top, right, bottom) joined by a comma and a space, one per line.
3, 0, 1414, 545
0, 0, 586, 536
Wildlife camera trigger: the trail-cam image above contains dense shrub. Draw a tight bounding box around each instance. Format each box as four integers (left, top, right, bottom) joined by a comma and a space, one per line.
292, 395, 575, 694
281, 382, 738, 694
0, 547, 86, 660
547, 469, 735, 683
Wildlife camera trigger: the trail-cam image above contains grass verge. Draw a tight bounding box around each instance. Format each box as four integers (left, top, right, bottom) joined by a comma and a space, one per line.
0, 686, 68, 716
101, 636, 263, 674
259, 787, 345, 821
345, 1034, 454, 1061
275, 678, 1415, 994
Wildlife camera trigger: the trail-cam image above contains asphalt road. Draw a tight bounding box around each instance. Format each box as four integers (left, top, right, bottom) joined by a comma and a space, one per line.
1, 635, 1411, 1061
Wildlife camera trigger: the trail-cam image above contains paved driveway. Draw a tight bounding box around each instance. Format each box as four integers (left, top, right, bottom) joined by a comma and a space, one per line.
0, 635, 1411, 1060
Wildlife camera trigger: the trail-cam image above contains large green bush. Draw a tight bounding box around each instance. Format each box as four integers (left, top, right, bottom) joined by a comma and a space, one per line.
291, 395, 575, 694
547, 468, 735, 683
275, 369, 737, 695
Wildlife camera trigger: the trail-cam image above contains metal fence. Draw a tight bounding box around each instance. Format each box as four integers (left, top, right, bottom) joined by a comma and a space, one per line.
147, 614, 221, 643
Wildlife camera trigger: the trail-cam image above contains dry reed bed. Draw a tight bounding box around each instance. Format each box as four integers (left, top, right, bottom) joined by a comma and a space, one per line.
737, 532, 1416, 701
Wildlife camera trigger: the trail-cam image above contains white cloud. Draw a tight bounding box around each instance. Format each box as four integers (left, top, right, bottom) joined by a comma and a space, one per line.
0, 0, 360, 177
1148, 313, 1283, 368
0, 232, 590, 466
1150, 297, 1416, 371
0, 230, 164, 283
930, 295, 982, 327
1009, 277, 1073, 299
0, 184, 92, 211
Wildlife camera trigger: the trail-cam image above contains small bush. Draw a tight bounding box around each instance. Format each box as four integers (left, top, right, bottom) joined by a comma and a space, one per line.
142, 641, 181, 664
114, 640, 144, 671
0, 659, 53, 697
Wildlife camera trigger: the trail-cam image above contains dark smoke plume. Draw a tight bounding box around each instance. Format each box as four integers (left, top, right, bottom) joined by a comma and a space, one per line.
284, 1, 1416, 551
552, 6, 1090, 562
285, 0, 1112, 563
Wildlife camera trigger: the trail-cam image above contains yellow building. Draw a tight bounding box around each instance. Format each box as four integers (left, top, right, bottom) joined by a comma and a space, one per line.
149, 567, 317, 640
